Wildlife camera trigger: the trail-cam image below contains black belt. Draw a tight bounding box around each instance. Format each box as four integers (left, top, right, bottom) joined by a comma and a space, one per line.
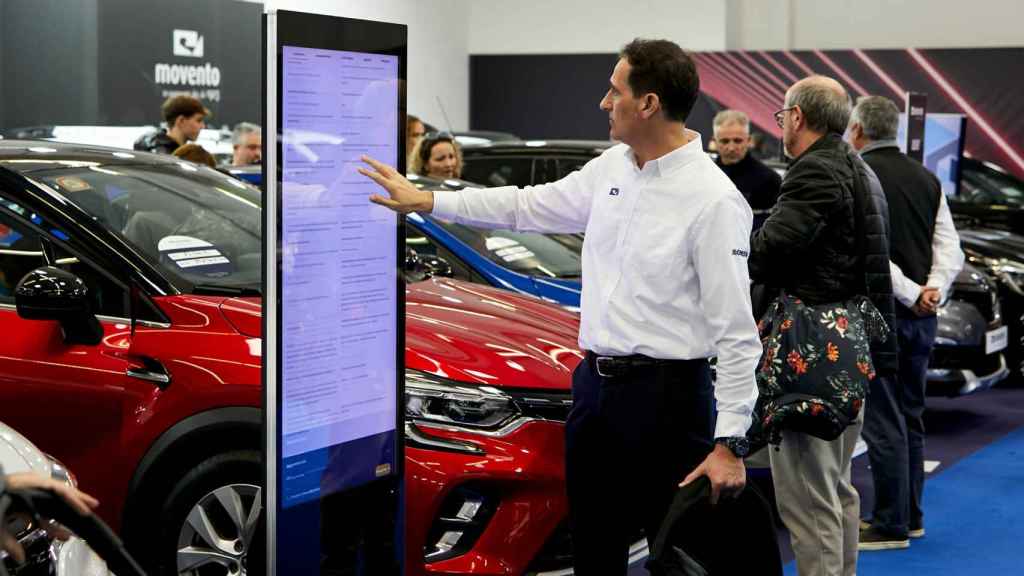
586, 351, 690, 378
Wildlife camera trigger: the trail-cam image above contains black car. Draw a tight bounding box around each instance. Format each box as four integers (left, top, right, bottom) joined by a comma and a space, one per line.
950, 157, 1024, 233
958, 227, 1024, 382
460, 139, 613, 188
928, 262, 1009, 396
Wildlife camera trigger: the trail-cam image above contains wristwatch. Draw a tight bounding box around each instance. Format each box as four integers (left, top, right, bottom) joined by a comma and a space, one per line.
715, 436, 750, 458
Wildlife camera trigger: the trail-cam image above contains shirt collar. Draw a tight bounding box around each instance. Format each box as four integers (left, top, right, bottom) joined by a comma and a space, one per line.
625, 129, 705, 177
859, 139, 900, 155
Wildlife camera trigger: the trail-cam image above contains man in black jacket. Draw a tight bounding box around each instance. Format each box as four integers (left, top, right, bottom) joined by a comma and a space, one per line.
848, 95, 964, 551
713, 109, 782, 230
749, 76, 896, 576
133, 95, 209, 155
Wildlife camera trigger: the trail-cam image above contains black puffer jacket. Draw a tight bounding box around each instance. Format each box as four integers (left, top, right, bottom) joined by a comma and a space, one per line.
133, 129, 180, 155
750, 132, 898, 376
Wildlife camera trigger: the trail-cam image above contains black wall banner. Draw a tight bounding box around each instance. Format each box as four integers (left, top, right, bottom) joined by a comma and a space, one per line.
0, 0, 261, 130
471, 47, 1024, 180
97, 0, 261, 127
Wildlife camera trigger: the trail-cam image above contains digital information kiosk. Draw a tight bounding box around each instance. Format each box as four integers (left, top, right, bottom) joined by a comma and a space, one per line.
263, 10, 406, 575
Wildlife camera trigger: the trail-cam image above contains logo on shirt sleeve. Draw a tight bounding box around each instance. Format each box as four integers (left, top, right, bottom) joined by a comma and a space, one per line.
732, 248, 749, 258
609, 187, 620, 196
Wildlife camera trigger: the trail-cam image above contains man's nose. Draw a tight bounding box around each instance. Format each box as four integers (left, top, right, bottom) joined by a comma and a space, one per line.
599, 92, 611, 111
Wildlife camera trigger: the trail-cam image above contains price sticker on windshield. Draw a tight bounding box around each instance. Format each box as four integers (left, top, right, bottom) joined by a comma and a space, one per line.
158, 235, 234, 278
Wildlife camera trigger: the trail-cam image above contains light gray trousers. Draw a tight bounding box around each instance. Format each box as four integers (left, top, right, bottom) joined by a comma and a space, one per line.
769, 409, 864, 576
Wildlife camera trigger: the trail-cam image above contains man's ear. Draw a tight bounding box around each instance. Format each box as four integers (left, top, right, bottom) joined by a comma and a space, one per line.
640, 93, 661, 119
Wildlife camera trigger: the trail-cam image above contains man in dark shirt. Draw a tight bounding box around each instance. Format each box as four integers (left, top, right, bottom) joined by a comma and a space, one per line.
134, 95, 209, 155
713, 109, 782, 229
749, 76, 897, 576
848, 95, 964, 551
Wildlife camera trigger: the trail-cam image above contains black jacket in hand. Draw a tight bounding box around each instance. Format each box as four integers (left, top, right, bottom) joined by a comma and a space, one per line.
750, 132, 898, 376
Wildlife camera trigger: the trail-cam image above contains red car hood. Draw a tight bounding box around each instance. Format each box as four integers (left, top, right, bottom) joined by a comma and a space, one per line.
217, 278, 582, 390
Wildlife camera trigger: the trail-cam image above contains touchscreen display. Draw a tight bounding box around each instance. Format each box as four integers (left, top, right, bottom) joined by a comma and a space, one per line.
279, 46, 399, 508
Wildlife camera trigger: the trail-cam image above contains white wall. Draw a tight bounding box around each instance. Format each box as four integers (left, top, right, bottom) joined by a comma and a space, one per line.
265, 0, 470, 129
467, 0, 728, 54
726, 0, 1024, 50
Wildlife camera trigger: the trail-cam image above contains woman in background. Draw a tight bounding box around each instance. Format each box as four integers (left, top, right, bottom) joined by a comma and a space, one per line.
410, 132, 462, 180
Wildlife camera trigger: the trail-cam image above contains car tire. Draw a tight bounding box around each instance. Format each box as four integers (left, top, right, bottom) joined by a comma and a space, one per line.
155, 449, 264, 576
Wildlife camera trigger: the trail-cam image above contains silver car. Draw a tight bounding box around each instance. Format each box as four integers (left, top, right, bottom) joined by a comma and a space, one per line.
1, 422, 111, 576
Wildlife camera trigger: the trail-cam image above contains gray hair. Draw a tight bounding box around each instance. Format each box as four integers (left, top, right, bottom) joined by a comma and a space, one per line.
712, 109, 750, 135
786, 76, 851, 135
232, 122, 262, 146
851, 95, 900, 141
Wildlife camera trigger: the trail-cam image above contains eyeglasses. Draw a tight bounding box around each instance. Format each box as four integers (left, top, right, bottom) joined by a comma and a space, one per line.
773, 107, 797, 129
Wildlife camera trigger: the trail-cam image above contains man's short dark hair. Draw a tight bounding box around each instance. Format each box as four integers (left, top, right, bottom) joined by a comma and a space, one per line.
162, 95, 209, 127
620, 38, 700, 123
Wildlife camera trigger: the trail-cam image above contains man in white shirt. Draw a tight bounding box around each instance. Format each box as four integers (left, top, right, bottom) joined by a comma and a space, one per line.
848, 95, 965, 551
360, 39, 762, 575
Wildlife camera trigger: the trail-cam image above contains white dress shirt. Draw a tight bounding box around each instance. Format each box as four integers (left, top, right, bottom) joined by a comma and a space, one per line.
888, 193, 966, 307
432, 131, 762, 438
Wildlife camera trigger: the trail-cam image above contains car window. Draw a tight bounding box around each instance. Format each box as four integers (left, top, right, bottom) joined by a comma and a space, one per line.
460, 156, 534, 188
432, 218, 582, 279
0, 208, 46, 302
32, 163, 262, 293
554, 157, 591, 181
0, 202, 130, 317
961, 168, 1024, 206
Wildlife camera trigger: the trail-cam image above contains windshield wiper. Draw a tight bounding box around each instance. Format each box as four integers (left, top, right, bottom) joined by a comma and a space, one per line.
191, 284, 262, 297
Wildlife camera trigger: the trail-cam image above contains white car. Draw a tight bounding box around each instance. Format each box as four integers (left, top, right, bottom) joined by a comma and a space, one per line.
1, 422, 111, 576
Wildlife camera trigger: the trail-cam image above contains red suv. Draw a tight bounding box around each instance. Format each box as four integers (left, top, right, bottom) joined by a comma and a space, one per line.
0, 142, 584, 575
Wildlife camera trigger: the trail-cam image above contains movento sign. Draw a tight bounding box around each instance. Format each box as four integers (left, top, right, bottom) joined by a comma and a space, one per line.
98, 0, 260, 126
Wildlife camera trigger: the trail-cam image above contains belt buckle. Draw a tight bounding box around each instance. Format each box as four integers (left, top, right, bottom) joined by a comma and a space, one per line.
595, 356, 618, 378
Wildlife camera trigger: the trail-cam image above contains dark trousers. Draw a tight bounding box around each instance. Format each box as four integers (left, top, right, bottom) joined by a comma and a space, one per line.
565, 353, 714, 576
862, 308, 937, 535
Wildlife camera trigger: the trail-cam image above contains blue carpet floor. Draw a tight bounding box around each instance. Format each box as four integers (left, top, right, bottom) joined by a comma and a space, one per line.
785, 425, 1024, 575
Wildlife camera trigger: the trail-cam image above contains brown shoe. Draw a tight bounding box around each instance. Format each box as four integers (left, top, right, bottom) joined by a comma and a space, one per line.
859, 525, 910, 551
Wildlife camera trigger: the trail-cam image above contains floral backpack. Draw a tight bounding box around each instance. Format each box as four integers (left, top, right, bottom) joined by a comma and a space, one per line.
748, 293, 890, 447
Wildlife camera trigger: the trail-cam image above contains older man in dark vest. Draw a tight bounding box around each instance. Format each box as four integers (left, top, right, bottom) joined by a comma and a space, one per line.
847, 95, 964, 551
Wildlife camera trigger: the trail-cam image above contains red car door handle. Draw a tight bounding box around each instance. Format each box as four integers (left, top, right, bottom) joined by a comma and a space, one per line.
126, 366, 171, 387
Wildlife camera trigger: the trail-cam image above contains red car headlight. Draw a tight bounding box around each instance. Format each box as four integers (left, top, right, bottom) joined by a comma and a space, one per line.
405, 370, 521, 431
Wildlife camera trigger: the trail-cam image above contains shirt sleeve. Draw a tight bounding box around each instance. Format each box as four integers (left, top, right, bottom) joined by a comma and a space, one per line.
926, 194, 965, 302
889, 260, 922, 308
691, 192, 762, 438
431, 154, 602, 233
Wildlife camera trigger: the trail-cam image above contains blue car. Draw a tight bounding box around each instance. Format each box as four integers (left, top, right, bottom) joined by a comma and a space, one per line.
406, 175, 584, 308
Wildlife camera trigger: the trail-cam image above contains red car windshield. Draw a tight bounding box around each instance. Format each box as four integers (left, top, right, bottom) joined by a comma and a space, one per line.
32, 162, 262, 292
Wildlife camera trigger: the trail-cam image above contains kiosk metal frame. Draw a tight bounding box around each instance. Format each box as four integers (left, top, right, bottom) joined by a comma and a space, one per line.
263, 9, 407, 574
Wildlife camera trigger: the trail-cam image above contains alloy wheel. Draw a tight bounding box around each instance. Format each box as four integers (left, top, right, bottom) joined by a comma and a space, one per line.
176, 484, 262, 575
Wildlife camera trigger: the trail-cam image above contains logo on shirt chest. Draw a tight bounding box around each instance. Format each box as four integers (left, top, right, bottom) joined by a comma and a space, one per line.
609, 187, 620, 196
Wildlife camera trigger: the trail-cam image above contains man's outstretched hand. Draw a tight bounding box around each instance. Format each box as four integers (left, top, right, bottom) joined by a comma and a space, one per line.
358, 156, 435, 214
